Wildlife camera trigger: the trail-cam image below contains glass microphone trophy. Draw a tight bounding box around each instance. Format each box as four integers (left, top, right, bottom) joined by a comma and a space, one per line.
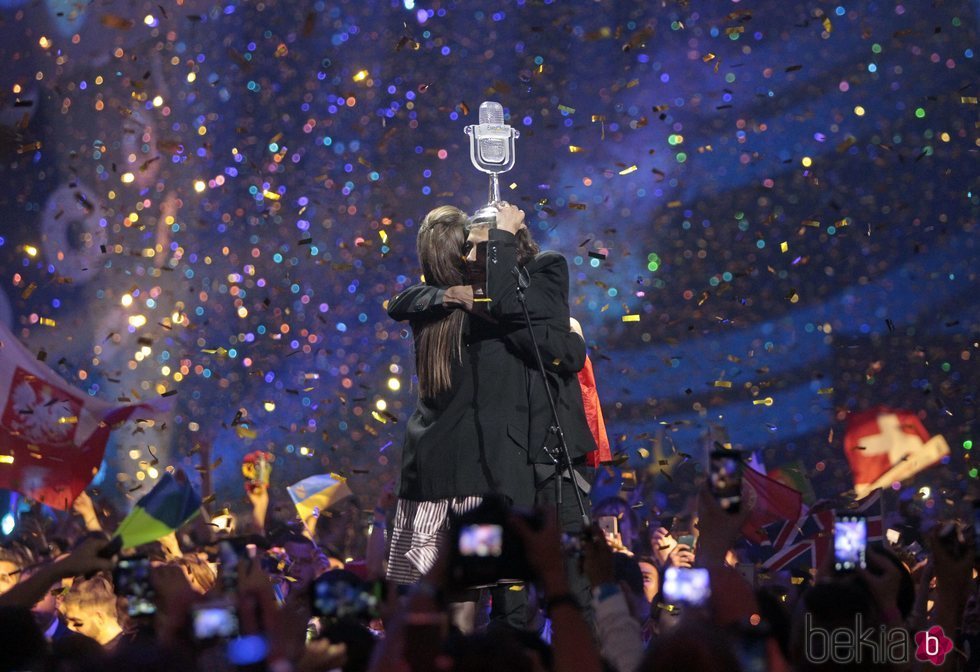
464, 101, 520, 229
464, 101, 519, 300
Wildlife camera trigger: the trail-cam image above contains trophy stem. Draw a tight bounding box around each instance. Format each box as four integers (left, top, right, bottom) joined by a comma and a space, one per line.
489, 173, 500, 205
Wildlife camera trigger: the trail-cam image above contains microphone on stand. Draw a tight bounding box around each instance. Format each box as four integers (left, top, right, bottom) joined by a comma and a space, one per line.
465, 101, 519, 227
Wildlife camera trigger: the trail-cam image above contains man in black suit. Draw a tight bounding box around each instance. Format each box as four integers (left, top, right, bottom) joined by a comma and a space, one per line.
387, 202, 595, 628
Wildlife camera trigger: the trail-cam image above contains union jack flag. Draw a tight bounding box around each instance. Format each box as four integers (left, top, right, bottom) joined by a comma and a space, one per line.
762, 490, 883, 571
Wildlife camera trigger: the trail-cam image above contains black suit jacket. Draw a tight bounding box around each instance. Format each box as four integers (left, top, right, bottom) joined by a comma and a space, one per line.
388, 229, 596, 507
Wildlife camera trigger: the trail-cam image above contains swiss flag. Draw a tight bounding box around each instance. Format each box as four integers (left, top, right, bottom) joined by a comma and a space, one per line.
0, 323, 161, 509
844, 407, 949, 498
742, 465, 804, 546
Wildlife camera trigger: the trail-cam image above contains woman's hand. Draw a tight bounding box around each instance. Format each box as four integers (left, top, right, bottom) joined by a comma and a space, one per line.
443, 285, 475, 311
651, 527, 677, 568
494, 202, 526, 235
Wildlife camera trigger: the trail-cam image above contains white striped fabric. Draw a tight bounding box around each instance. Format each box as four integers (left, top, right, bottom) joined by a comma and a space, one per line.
386, 496, 482, 585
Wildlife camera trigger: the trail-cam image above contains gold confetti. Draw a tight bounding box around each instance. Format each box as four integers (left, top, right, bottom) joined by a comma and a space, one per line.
822, 17, 832, 32
618, 165, 638, 175
558, 104, 576, 114
753, 397, 774, 406
960, 97, 978, 104
622, 314, 640, 322
0, 455, 13, 464
262, 190, 281, 201
569, 145, 586, 153
714, 381, 732, 388
702, 53, 716, 62
780, 241, 789, 253
353, 69, 369, 82
39, 317, 56, 327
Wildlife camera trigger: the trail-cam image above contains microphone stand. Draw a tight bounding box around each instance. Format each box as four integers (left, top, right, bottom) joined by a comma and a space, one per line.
512, 266, 590, 529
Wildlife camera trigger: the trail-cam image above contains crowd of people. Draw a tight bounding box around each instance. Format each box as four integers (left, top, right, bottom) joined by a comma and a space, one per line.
1, 201, 977, 672
1, 474, 979, 672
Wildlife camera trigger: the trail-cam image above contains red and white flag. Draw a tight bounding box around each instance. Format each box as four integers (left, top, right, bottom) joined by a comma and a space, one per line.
844, 407, 949, 498
0, 323, 159, 509
742, 465, 804, 545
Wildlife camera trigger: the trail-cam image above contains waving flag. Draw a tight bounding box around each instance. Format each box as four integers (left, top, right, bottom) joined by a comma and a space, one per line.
844, 407, 949, 498
742, 465, 804, 545
288, 473, 353, 532
763, 490, 884, 572
0, 322, 159, 509
115, 471, 201, 549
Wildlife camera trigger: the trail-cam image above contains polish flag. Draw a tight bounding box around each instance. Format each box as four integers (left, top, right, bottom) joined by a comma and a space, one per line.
844, 407, 949, 498
0, 323, 162, 509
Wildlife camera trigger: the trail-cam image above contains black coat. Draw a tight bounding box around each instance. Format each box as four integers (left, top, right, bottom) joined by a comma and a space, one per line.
388, 229, 597, 507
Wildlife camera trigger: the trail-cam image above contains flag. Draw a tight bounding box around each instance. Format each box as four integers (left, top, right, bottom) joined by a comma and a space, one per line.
578, 355, 612, 467
844, 407, 949, 498
742, 465, 804, 545
0, 322, 159, 509
762, 490, 884, 572
114, 471, 201, 549
287, 473, 353, 531
768, 461, 817, 506
762, 504, 835, 572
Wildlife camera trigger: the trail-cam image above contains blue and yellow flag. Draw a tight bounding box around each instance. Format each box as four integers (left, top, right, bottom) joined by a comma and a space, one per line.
114, 471, 201, 549
287, 473, 352, 532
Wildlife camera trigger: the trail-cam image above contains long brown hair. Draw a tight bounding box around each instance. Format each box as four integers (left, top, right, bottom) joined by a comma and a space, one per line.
415, 206, 468, 398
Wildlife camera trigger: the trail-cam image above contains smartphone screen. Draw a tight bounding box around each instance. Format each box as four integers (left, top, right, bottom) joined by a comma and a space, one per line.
597, 516, 619, 539
662, 567, 711, 606
973, 503, 980, 559
458, 524, 503, 557
113, 556, 156, 617
709, 449, 742, 513
834, 515, 868, 571
192, 603, 239, 641
311, 574, 385, 621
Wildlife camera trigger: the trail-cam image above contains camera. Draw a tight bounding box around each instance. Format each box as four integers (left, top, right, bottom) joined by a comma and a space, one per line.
311, 569, 385, 623
709, 449, 743, 513
113, 555, 156, 617
662, 567, 711, 606
834, 514, 867, 571
448, 494, 540, 589
191, 602, 239, 641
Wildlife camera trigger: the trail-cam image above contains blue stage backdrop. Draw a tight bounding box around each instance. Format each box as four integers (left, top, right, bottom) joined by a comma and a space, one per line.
0, 0, 975, 521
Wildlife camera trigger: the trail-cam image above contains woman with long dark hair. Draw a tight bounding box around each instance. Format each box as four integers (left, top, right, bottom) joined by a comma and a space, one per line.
385, 205, 485, 587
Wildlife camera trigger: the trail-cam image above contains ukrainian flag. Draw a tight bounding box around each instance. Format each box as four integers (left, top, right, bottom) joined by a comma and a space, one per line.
115, 471, 201, 549
287, 473, 352, 531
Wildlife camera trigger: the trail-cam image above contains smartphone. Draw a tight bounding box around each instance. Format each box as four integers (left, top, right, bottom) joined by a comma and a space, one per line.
662, 567, 710, 606
218, 540, 240, 591
973, 502, 980, 560
458, 524, 504, 558
597, 516, 619, 539
834, 515, 868, 572
676, 534, 696, 550
311, 571, 385, 622
191, 602, 239, 641
113, 555, 156, 617
709, 449, 743, 513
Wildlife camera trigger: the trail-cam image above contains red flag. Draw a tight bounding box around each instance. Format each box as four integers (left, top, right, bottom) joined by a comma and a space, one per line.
0, 323, 159, 509
844, 407, 949, 498
578, 355, 612, 467
742, 466, 804, 545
